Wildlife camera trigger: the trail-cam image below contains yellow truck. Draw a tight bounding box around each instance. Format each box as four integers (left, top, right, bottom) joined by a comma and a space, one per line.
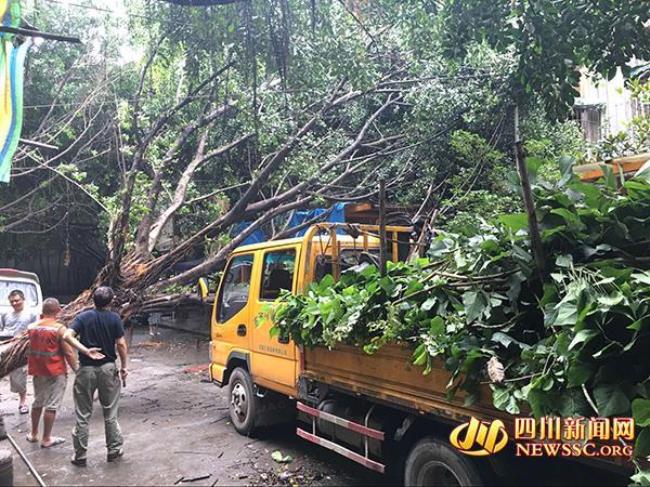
201, 222, 630, 485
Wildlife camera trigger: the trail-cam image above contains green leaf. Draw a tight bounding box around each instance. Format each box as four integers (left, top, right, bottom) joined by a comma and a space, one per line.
550, 208, 584, 229
539, 283, 558, 307
568, 329, 598, 351
567, 362, 594, 387
596, 293, 624, 307
630, 469, 650, 486
271, 450, 293, 463
463, 291, 486, 323
491, 331, 529, 350
632, 272, 650, 286
553, 302, 578, 326
525, 156, 544, 178
555, 254, 573, 268
421, 297, 437, 311
429, 316, 445, 335
601, 164, 617, 189
628, 319, 645, 331
633, 160, 650, 184
412, 343, 429, 366
492, 387, 519, 414
558, 388, 590, 417
558, 155, 574, 178
632, 398, 650, 427
593, 384, 630, 417
498, 213, 528, 233
635, 428, 650, 459
492, 388, 510, 410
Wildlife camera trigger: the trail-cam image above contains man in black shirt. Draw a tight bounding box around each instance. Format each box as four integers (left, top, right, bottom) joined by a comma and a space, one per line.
64, 286, 129, 466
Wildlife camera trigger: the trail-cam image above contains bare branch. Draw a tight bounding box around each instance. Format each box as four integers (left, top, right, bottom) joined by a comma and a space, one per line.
152, 196, 312, 289
147, 132, 252, 252
0, 176, 56, 213
185, 181, 250, 205
0, 196, 64, 232
246, 94, 401, 214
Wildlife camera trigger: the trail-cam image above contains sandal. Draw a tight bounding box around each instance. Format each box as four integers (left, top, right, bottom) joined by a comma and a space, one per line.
26, 434, 38, 443
18, 405, 29, 415
41, 437, 66, 448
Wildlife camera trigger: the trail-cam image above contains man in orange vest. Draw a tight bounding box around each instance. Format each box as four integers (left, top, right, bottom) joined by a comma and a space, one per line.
26, 298, 79, 447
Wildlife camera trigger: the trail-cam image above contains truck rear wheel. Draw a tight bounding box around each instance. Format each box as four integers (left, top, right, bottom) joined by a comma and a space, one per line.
404, 437, 483, 486
228, 367, 259, 436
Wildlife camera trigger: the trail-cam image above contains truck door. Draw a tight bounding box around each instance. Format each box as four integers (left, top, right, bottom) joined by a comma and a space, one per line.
211, 253, 254, 383
250, 246, 298, 395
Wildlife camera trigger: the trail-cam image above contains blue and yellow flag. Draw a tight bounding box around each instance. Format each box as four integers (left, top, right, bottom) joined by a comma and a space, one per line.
0, 0, 30, 183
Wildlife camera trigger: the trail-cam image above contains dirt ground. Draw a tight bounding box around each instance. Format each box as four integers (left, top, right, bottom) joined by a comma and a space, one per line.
0, 328, 382, 487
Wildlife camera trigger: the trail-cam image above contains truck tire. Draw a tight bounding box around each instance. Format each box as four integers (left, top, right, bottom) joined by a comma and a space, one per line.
228, 367, 259, 436
404, 437, 483, 487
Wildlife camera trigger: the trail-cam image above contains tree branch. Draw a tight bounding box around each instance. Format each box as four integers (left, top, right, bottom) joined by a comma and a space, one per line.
147, 132, 253, 252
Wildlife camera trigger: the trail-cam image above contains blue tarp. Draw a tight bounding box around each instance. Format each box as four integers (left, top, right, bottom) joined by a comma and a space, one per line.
286, 202, 346, 237
231, 222, 267, 247
232, 202, 348, 246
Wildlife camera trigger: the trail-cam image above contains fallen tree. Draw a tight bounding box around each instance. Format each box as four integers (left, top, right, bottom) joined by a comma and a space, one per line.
55, 71, 416, 321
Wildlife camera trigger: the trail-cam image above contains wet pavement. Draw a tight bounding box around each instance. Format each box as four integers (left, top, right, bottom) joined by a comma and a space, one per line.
0, 328, 382, 486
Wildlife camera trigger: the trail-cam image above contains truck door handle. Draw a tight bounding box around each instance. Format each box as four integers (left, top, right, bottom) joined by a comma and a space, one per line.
237, 324, 247, 336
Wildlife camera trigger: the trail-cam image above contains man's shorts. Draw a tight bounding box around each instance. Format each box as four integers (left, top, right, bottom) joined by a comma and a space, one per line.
32, 375, 67, 411
9, 368, 26, 395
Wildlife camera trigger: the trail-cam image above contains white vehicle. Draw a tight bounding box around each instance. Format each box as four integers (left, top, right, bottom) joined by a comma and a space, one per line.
0, 269, 43, 316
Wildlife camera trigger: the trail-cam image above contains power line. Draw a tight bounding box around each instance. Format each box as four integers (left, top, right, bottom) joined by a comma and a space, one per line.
43, 0, 113, 14
40, 0, 150, 19
24, 101, 115, 108
0, 25, 81, 43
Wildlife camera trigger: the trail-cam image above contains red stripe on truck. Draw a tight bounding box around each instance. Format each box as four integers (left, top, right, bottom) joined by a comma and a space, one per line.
297, 402, 385, 440
296, 427, 385, 473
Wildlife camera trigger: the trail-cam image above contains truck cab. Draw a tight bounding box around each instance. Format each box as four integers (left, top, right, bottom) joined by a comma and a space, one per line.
205, 224, 411, 427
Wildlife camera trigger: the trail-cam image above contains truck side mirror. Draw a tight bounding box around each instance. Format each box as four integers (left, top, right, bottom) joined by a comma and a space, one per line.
197, 277, 209, 302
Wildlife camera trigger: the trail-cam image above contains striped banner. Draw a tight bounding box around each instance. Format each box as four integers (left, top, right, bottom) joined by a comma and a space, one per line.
0, 0, 30, 184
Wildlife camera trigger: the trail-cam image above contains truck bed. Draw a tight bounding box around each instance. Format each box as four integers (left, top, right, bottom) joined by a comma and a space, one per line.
300, 343, 631, 473
301, 343, 510, 426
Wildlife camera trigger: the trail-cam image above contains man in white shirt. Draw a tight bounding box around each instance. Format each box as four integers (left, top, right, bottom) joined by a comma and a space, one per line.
1, 290, 38, 413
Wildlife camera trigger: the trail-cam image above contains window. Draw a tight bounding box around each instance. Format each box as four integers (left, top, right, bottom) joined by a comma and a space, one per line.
260, 250, 296, 301
574, 105, 603, 144
631, 97, 650, 119
0, 281, 38, 307
217, 254, 253, 322
314, 249, 379, 282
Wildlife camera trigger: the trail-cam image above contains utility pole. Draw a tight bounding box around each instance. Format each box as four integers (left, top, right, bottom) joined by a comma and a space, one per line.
513, 104, 546, 279
379, 179, 387, 277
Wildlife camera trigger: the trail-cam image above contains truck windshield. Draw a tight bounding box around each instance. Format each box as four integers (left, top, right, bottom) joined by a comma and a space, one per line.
0, 281, 39, 307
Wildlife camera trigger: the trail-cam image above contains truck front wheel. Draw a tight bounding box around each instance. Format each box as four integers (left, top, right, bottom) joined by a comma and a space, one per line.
228, 367, 259, 435
404, 437, 484, 486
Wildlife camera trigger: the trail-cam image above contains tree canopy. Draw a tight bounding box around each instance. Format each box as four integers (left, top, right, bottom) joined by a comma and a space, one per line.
0, 0, 647, 307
